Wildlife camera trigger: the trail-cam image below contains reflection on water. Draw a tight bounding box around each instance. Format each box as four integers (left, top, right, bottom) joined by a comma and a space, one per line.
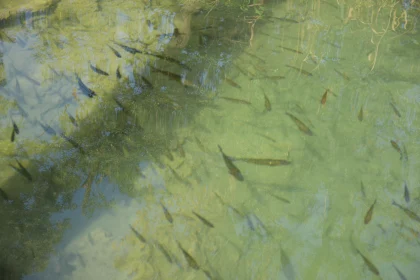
1, 0, 420, 279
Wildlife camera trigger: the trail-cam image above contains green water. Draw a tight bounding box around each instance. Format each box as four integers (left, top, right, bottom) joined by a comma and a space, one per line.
0, 0, 419, 279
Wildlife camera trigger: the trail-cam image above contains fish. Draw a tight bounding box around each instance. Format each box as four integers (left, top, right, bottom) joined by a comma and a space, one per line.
334, 68, 350, 81
268, 192, 291, 204
257, 133, 276, 143
108, 45, 121, 58
285, 112, 313, 136
15, 103, 29, 119
220, 97, 251, 105
195, 136, 207, 152
360, 181, 366, 198
10, 160, 33, 182
231, 158, 291, 166
90, 63, 109, 76
244, 51, 266, 63
10, 129, 15, 142
268, 16, 300, 23
75, 74, 96, 98
264, 93, 271, 111
155, 241, 173, 263
151, 67, 196, 88
403, 181, 410, 203
358, 106, 363, 121
390, 102, 401, 117
364, 199, 377, 224
66, 111, 78, 127
140, 76, 153, 88
217, 145, 244, 181
224, 77, 241, 89
279, 45, 303, 54
392, 264, 407, 280
145, 52, 191, 71
286, 64, 312, 76
160, 202, 173, 224
116, 66, 122, 79
390, 140, 403, 160
113, 41, 143, 54
321, 89, 328, 105
355, 249, 380, 276
12, 120, 19, 134
192, 211, 214, 228
129, 225, 147, 243
176, 241, 199, 270
0, 188, 9, 201
39, 122, 56, 136
392, 200, 420, 223
60, 133, 85, 154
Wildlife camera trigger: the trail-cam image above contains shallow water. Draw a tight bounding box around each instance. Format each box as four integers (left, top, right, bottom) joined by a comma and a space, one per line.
1, 0, 420, 279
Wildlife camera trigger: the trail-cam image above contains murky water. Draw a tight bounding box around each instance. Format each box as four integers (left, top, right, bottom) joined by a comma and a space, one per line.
1, 0, 420, 279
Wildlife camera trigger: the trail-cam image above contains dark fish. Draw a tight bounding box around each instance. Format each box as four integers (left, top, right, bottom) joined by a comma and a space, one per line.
220, 97, 251, 105
113, 41, 143, 54
145, 52, 191, 71
285, 112, 313, 136
217, 145, 244, 181
264, 93, 271, 111
224, 77, 241, 89
390, 102, 401, 117
176, 241, 199, 270
279, 45, 303, 54
12, 120, 19, 136
116, 66, 122, 79
151, 67, 196, 88
140, 76, 153, 88
75, 74, 96, 98
358, 106, 363, 121
90, 63, 109, 76
250, 75, 285, 80
392, 200, 420, 223
10, 129, 15, 142
155, 241, 173, 263
66, 111, 78, 127
334, 68, 350, 81
268, 192, 291, 204
160, 202, 173, 224
321, 89, 329, 105
364, 199, 376, 224
10, 160, 33, 182
108, 45, 121, 58
355, 249, 380, 276
392, 264, 407, 280
192, 211, 214, 228
257, 133, 276, 143
195, 136, 206, 152
39, 122, 56, 136
129, 225, 147, 243
360, 181, 366, 198
232, 158, 291, 166
286, 64, 312, 76
60, 133, 85, 154
269, 16, 300, 23
244, 51, 266, 63
403, 181, 410, 203
390, 140, 403, 160
0, 188, 9, 201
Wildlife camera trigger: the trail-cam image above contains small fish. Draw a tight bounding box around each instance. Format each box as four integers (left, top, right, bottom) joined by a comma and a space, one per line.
360, 181, 366, 198
10, 160, 33, 182
151, 67, 196, 88
113, 41, 143, 54
217, 145, 244, 181
60, 133, 85, 154
160, 202, 173, 224
146, 52, 191, 71
12, 120, 20, 136
155, 241, 173, 263
224, 77, 241, 89
268, 192, 291, 204
334, 68, 350, 81
244, 51, 266, 63
364, 199, 377, 224
10, 129, 15, 142
403, 181, 410, 203
140, 76, 153, 88
232, 158, 291, 166
250, 75, 285, 80
129, 225, 147, 243
75, 74, 96, 98
268, 16, 300, 23
90, 63, 109, 76
321, 89, 328, 105
176, 241, 199, 270
264, 93, 271, 111
285, 112, 313, 136
355, 249, 380, 276
392, 200, 420, 223
286, 64, 312, 76
220, 97, 251, 105
358, 106, 363, 121
192, 211, 214, 228
108, 45, 121, 58
257, 133, 276, 143
390, 140, 403, 160
39, 122, 56, 136
279, 45, 303, 54
66, 111, 78, 127
392, 264, 407, 280
390, 102, 401, 117
0, 188, 9, 201
116, 66, 122, 79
